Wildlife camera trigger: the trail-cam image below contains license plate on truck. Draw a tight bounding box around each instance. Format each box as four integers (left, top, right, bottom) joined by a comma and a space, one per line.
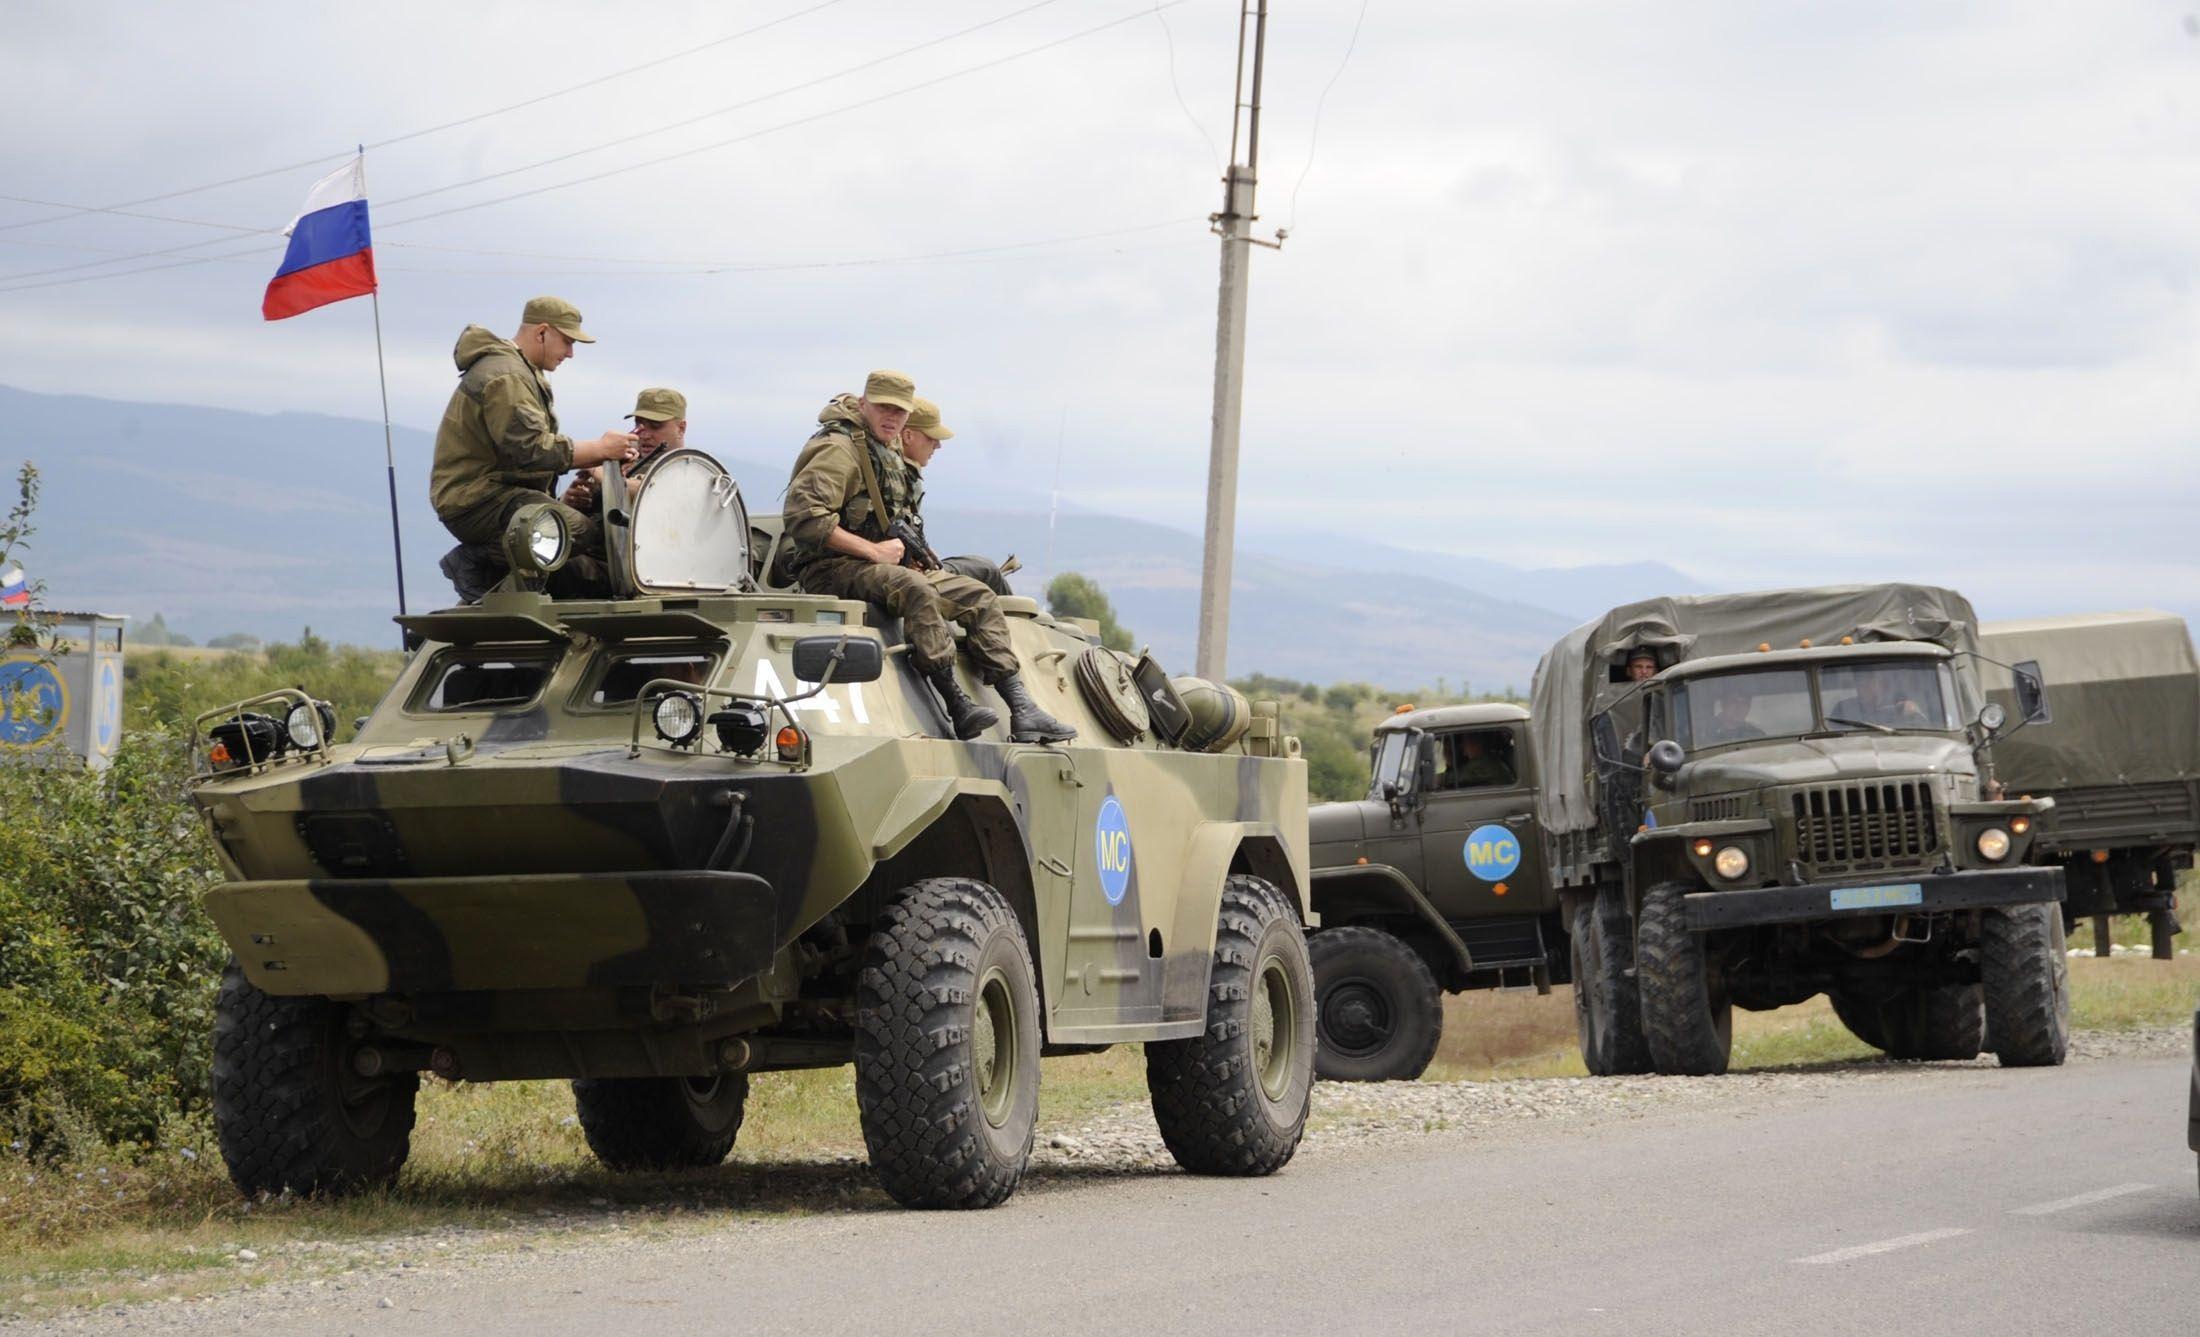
1829, 882, 1924, 911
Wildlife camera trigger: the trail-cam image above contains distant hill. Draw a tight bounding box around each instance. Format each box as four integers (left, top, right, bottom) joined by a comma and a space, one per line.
2, 384, 1704, 688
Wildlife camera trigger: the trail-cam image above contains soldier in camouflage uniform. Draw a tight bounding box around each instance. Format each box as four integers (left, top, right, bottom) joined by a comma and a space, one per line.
430, 296, 637, 597
782, 371, 1074, 743
562, 386, 687, 517
903, 397, 1015, 597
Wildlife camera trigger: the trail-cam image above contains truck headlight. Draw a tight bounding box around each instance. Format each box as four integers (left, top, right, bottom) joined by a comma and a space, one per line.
653, 691, 703, 746
1975, 827, 2011, 861
1713, 845, 1751, 880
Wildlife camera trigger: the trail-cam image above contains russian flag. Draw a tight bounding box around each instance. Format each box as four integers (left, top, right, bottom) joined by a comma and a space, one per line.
262, 157, 377, 321
0, 567, 27, 608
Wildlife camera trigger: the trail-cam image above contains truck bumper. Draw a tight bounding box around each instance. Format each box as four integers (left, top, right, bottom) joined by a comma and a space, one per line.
205, 871, 778, 997
1680, 866, 2064, 933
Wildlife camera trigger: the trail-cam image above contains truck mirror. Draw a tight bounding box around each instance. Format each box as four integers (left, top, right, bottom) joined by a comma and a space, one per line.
792, 635, 882, 685
2012, 660, 2050, 724
1647, 739, 1685, 775
1415, 735, 1439, 793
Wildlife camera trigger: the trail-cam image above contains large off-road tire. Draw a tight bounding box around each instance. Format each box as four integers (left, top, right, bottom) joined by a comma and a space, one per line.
1634, 881, 1732, 1076
571, 1074, 748, 1172
853, 878, 1040, 1209
1570, 886, 1654, 1076
211, 962, 417, 1197
1147, 875, 1315, 1176
1308, 926, 1443, 1082
1829, 987, 1890, 1051
1982, 901, 2070, 1068
1879, 984, 1986, 1061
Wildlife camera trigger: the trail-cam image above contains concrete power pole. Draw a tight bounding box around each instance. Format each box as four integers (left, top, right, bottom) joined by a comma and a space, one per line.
1194, 0, 1278, 682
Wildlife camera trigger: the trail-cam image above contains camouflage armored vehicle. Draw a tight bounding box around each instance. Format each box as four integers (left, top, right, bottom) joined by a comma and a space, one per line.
1307, 703, 1568, 1081
1532, 583, 2069, 1076
1976, 611, 2197, 959
184, 469, 1315, 1208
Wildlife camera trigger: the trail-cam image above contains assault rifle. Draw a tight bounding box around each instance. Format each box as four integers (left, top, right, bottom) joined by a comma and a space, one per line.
887, 516, 942, 572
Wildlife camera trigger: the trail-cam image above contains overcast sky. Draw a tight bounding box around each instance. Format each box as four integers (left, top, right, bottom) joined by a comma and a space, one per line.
2, 1, 2196, 623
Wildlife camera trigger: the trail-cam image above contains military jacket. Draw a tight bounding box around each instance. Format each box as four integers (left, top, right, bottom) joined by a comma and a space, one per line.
782, 395, 920, 568
430, 326, 575, 521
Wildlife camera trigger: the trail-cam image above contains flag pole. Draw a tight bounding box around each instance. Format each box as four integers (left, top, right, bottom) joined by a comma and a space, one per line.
362, 148, 408, 638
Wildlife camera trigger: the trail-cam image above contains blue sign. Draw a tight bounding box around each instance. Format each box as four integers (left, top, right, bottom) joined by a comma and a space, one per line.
1463, 823, 1522, 882
95, 659, 121, 754
0, 659, 67, 747
1095, 795, 1134, 905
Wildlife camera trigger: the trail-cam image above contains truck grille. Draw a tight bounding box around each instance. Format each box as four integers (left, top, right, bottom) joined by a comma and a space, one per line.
1691, 796, 1746, 822
1792, 782, 1937, 867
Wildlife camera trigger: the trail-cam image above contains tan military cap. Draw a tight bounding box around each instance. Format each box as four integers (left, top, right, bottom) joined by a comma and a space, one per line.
906, 396, 954, 441
522, 295, 594, 343
629, 387, 686, 422
862, 369, 916, 412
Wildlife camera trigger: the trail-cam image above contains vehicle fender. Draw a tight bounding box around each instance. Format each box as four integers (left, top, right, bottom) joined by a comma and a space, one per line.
1170, 821, 1311, 964
867, 775, 1027, 864
1307, 862, 1476, 976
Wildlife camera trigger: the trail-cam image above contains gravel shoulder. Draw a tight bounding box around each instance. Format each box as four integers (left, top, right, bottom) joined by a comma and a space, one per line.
15, 1026, 2190, 1332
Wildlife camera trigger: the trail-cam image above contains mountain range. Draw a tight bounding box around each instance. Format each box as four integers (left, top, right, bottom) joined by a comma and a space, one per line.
0, 384, 1703, 689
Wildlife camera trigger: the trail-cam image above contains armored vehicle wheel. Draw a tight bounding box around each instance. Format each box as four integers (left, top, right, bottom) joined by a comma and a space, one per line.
1634, 882, 1732, 1076
1308, 926, 1442, 1082
1982, 901, 2070, 1068
1147, 876, 1314, 1175
1570, 886, 1653, 1076
571, 1074, 748, 1172
854, 878, 1040, 1209
1879, 984, 1985, 1061
211, 963, 417, 1197
2151, 909, 2179, 961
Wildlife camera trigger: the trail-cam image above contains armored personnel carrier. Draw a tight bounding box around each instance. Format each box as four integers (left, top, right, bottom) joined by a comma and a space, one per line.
185, 454, 1314, 1208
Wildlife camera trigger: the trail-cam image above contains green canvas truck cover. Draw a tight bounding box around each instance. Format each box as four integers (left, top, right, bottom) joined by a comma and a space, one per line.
1980, 611, 2200, 792
1531, 583, 1983, 835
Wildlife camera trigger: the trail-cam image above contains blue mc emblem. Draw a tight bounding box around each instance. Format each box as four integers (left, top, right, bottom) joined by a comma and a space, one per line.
1463, 823, 1522, 882
95, 660, 121, 754
0, 659, 67, 747
1095, 795, 1134, 905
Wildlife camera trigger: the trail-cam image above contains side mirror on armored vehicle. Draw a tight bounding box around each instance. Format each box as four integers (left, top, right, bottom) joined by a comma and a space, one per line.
792, 635, 883, 686
1646, 739, 1686, 787
2012, 660, 2050, 724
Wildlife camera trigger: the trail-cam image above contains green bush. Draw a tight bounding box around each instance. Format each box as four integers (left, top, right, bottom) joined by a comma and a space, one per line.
0, 731, 226, 1151
124, 630, 405, 742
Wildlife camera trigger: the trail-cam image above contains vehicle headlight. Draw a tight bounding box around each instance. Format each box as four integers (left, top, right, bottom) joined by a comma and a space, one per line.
653, 691, 703, 746
1975, 827, 2011, 861
501, 502, 571, 577
283, 700, 335, 751
1713, 845, 1751, 880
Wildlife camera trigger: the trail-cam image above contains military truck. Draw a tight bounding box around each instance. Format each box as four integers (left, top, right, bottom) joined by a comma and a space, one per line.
1306, 703, 1568, 1081
1977, 611, 2197, 959
1533, 583, 2070, 1076
184, 453, 1315, 1209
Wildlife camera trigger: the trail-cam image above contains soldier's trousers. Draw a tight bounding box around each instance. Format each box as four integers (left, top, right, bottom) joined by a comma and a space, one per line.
438, 489, 609, 597
798, 557, 1021, 682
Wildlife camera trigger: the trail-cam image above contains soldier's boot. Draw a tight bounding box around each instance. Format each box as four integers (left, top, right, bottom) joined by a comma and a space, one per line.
923, 664, 998, 741
993, 674, 1077, 743
438, 543, 507, 604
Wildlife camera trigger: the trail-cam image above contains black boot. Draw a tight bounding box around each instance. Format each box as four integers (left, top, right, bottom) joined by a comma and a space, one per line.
995, 674, 1077, 743
925, 665, 998, 740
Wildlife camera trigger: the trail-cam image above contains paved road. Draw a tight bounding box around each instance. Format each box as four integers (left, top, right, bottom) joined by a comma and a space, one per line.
45, 1056, 2199, 1335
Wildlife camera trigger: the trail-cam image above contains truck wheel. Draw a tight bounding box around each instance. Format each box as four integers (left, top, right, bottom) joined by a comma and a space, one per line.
1982, 901, 2071, 1068
571, 1074, 748, 1172
1828, 988, 1890, 1052
2093, 916, 2114, 958
1634, 882, 1732, 1075
1308, 926, 1443, 1082
854, 878, 1040, 1209
1147, 875, 1315, 1176
2150, 909, 2179, 961
211, 962, 416, 1197
1879, 985, 1985, 1061
1571, 887, 1653, 1076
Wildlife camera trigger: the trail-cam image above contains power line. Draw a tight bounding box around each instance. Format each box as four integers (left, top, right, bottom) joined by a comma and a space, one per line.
0, 0, 855, 237
1286, 0, 1371, 234
1151, 2, 1222, 175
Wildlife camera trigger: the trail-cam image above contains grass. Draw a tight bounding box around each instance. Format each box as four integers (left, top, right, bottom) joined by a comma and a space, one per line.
4, 954, 2192, 1317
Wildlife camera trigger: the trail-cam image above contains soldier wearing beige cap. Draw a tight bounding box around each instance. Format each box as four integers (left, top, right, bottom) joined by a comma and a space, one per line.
901, 397, 1014, 599
430, 295, 637, 597
783, 372, 1074, 743
563, 386, 688, 516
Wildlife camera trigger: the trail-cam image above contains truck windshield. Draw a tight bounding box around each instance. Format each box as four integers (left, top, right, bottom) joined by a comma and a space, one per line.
1674, 660, 1956, 748
1369, 730, 1412, 797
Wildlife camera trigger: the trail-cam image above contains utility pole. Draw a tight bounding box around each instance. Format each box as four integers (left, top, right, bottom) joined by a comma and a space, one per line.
1195, 1, 1278, 681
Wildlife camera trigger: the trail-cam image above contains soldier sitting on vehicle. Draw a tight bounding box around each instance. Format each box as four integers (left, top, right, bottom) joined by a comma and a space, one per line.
561, 387, 687, 516
430, 295, 638, 601
781, 371, 1076, 744
900, 397, 1018, 596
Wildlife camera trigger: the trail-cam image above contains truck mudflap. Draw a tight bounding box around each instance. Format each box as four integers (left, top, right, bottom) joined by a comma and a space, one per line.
1680, 866, 2064, 932
205, 871, 778, 997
